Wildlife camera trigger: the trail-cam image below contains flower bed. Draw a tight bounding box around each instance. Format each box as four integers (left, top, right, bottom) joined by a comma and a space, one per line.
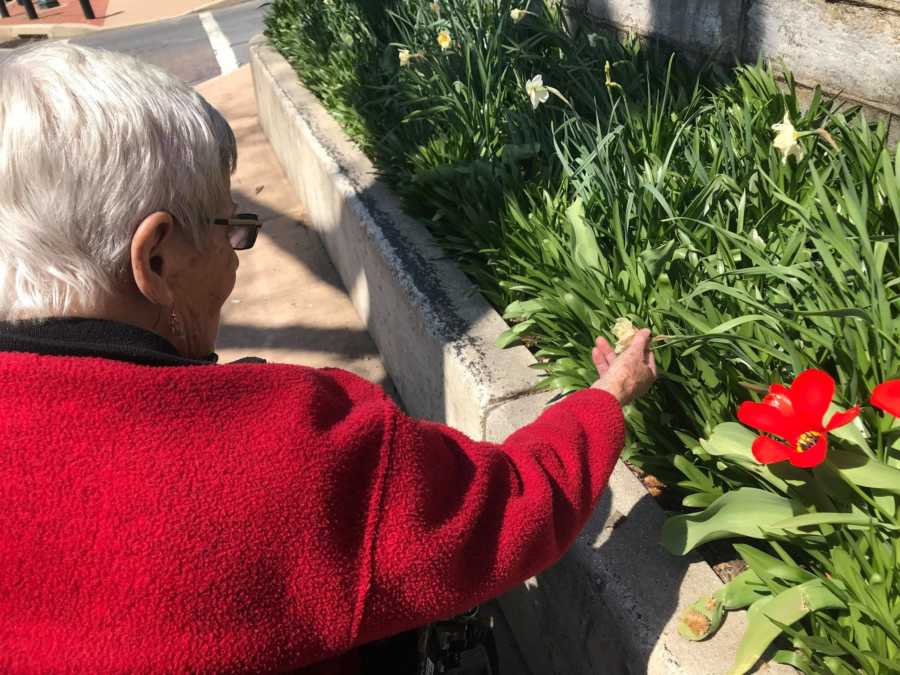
264, 1, 900, 672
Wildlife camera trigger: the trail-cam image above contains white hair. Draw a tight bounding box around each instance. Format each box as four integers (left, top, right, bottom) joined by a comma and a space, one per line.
0, 42, 237, 319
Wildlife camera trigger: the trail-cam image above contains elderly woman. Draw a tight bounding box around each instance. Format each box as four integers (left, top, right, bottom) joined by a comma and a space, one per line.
0, 43, 656, 674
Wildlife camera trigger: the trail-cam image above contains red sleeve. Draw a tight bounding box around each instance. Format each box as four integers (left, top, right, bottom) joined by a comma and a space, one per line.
318, 368, 625, 649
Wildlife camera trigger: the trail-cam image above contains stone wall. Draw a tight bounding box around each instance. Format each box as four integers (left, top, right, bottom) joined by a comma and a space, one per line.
570, 0, 900, 139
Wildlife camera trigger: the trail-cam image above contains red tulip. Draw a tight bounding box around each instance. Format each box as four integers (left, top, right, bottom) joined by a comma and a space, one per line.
871, 379, 900, 418
737, 369, 860, 468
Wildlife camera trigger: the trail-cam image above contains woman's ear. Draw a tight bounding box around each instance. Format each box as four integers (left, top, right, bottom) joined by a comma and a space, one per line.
131, 211, 177, 307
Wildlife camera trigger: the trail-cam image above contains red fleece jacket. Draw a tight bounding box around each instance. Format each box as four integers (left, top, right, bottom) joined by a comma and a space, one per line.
0, 353, 625, 673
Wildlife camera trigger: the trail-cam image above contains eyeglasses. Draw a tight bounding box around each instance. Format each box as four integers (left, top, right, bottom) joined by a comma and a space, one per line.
213, 213, 262, 250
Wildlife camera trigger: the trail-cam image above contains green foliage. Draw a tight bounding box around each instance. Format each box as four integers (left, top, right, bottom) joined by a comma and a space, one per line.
266, 0, 900, 669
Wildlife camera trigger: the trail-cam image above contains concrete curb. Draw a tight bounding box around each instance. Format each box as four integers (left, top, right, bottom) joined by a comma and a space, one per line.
0, 0, 240, 41
249, 34, 790, 675
0, 22, 99, 41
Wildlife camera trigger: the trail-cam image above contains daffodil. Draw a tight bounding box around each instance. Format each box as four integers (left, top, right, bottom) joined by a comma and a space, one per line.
604, 60, 621, 91
525, 75, 550, 109
612, 318, 638, 354
398, 48, 412, 67
437, 29, 452, 51
510, 8, 535, 22
771, 112, 804, 164
524, 74, 570, 110
749, 228, 766, 250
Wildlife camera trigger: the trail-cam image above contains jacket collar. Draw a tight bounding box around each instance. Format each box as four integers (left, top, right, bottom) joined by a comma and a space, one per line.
0, 318, 218, 367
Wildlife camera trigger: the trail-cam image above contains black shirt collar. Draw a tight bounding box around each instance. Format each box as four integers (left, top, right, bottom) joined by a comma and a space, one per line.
0, 318, 218, 367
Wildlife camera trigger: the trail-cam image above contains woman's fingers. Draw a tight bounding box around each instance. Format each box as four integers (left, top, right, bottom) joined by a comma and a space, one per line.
592, 348, 605, 374
592, 337, 616, 375
628, 329, 651, 355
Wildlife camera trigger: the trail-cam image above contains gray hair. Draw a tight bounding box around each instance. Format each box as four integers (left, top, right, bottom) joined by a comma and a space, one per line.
0, 42, 237, 319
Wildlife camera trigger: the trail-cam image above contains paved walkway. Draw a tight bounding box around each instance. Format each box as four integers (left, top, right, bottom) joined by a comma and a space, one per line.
0, 0, 234, 34
195, 66, 393, 388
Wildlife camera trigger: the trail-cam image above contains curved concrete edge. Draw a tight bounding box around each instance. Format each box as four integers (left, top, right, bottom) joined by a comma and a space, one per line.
248, 33, 542, 439
249, 35, 791, 675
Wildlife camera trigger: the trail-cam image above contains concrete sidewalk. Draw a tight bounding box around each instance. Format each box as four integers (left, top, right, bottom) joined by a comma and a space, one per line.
195, 66, 392, 387
0, 0, 237, 40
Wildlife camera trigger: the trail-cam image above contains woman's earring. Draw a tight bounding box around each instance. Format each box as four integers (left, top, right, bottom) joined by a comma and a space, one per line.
169, 307, 184, 338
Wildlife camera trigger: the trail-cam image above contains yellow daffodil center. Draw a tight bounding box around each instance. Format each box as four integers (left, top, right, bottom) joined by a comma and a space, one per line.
795, 431, 821, 453
437, 30, 452, 50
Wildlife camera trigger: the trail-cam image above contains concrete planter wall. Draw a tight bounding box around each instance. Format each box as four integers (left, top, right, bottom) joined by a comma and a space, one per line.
249, 35, 789, 675
569, 0, 900, 144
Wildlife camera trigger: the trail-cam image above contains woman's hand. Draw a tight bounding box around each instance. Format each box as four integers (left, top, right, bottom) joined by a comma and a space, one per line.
590, 329, 657, 405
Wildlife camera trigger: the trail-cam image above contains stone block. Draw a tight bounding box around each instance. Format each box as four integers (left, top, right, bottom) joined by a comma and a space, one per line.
579, 0, 743, 57
743, 0, 900, 114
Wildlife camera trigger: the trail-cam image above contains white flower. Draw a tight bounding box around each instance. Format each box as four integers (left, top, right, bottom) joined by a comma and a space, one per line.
587, 33, 599, 48
749, 228, 766, 250
524, 74, 570, 110
437, 29, 452, 50
612, 318, 638, 354
525, 75, 550, 109
398, 48, 412, 67
510, 8, 535, 22
771, 111, 804, 164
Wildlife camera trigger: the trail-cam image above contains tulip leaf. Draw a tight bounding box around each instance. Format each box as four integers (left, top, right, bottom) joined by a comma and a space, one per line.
495, 320, 534, 348
502, 299, 544, 319
734, 543, 816, 585
728, 581, 844, 675
715, 568, 769, 610
698, 423, 756, 464
825, 404, 871, 454
640, 239, 677, 279
699, 424, 807, 491
827, 448, 900, 495
566, 197, 601, 270
682, 492, 719, 508
661, 488, 800, 555
677, 594, 725, 641
765, 511, 894, 534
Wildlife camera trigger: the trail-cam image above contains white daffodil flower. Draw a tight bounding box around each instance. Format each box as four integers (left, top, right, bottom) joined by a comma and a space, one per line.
398, 49, 412, 67
771, 112, 804, 164
524, 74, 570, 110
525, 75, 550, 109
510, 8, 535, 22
437, 30, 452, 50
749, 228, 766, 250
612, 318, 638, 354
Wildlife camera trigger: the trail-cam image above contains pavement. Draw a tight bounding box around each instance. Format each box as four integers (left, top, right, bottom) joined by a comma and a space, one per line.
1, 0, 265, 86
196, 66, 394, 388
0, 0, 243, 40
